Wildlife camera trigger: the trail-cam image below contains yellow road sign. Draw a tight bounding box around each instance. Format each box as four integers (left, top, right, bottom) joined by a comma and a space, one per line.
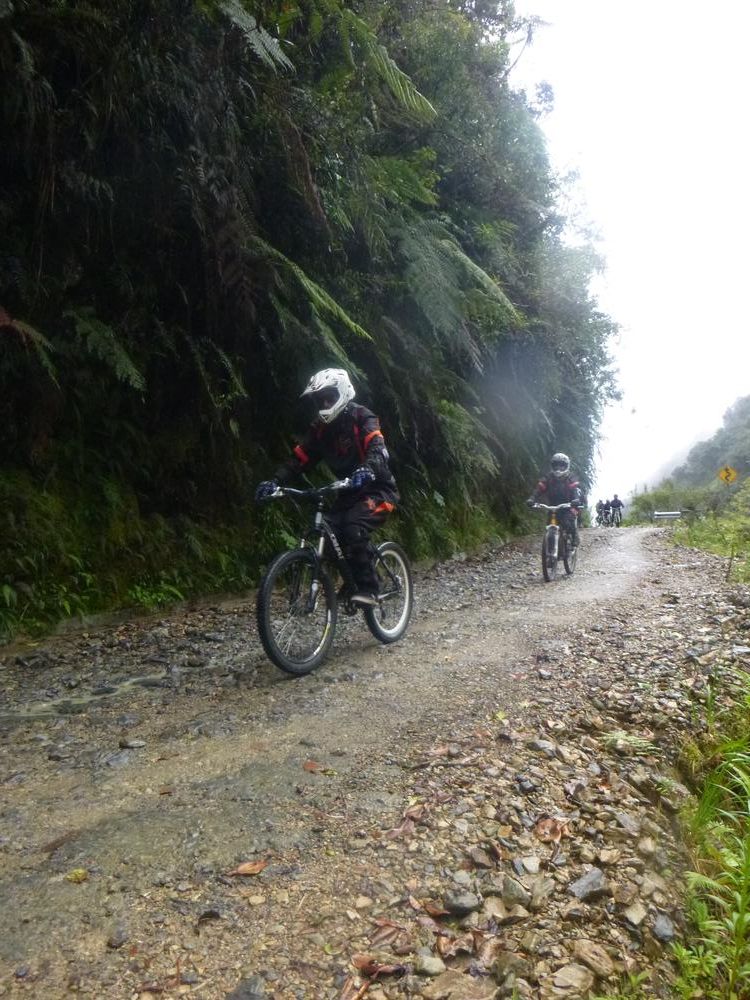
718, 465, 737, 484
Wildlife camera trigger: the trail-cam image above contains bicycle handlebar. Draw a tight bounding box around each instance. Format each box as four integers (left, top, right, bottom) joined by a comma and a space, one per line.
263, 478, 352, 501
531, 502, 576, 511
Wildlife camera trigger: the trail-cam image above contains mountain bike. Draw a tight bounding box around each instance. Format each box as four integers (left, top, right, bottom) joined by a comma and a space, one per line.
255, 479, 413, 675
530, 502, 580, 582
610, 507, 622, 527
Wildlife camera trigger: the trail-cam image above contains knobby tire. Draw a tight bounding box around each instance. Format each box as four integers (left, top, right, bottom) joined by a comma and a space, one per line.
256, 549, 336, 675
542, 529, 558, 582
364, 541, 413, 643
563, 532, 578, 575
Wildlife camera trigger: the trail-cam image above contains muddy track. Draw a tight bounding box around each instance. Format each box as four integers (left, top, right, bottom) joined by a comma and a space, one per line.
0, 527, 705, 997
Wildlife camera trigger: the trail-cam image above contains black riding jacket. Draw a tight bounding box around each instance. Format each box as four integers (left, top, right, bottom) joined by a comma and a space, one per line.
274, 403, 399, 503
531, 472, 583, 507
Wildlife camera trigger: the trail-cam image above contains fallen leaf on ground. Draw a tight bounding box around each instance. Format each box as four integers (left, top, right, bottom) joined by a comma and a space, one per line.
65, 868, 88, 883
534, 816, 570, 843
226, 859, 268, 876
351, 954, 407, 977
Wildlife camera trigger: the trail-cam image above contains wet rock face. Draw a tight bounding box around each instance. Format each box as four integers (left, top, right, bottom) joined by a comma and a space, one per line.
0, 529, 742, 996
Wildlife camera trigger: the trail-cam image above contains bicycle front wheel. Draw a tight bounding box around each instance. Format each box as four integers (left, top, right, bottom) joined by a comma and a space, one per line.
563, 532, 578, 575
256, 549, 336, 675
364, 541, 413, 644
542, 529, 558, 582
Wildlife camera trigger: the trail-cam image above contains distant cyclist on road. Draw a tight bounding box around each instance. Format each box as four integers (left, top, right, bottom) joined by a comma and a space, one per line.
610, 494, 624, 525
526, 452, 585, 548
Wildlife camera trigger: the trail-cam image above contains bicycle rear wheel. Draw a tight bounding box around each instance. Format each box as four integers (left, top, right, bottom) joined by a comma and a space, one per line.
364, 541, 413, 643
541, 529, 558, 582
256, 549, 336, 675
563, 532, 578, 575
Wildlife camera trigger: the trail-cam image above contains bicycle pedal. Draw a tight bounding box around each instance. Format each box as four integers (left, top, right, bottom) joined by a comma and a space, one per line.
350, 592, 380, 607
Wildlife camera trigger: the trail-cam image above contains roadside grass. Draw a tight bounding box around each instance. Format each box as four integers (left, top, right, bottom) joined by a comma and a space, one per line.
626, 477, 750, 584
596, 659, 750, 1000
591, 971, 651, 1000
672, 666, 750, 999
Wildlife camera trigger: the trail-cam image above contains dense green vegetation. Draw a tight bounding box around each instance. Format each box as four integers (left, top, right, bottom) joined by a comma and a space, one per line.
0, 0, 618, 639
627, 395, 750, 581
674, 664, 750, 999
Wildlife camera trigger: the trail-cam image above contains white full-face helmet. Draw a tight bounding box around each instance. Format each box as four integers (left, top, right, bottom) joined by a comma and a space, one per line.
301, 368, 355, 424
550, 452, 570, 478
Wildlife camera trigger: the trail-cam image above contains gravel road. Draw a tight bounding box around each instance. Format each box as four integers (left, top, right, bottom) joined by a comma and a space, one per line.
0, 526, 738, 999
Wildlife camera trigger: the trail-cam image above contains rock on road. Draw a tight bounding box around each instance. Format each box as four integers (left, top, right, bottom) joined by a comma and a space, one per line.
0, 526, 739, 998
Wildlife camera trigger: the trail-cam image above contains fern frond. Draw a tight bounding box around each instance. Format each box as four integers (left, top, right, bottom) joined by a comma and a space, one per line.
400, 218, 520, 359
209, 343, 247, 403
219, 1, 294, 71
1, 316, 58, 384
65, 308, 145, 391
247, 235, 372, 343
340, 9, 435, 123
437, 399, 499, 484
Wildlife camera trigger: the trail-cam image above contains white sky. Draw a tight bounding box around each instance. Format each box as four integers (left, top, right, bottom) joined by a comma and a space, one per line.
509, 0, 750, 501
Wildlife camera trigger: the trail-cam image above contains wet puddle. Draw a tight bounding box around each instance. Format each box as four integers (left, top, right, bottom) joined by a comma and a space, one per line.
0, 672, 168, 723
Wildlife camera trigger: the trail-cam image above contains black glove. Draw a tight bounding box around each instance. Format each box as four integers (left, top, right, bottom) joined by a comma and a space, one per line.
255, 479, 278, 502
350, 466, 375, 490
526, 498, 536, 508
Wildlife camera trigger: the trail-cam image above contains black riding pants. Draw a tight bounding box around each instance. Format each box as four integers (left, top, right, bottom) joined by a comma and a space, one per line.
327, 494, 394, 592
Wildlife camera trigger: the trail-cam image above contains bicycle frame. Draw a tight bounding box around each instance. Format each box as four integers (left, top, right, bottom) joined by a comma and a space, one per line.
256, 479, 413, 673
532, 501, 572, 557
265, 479, 399, 609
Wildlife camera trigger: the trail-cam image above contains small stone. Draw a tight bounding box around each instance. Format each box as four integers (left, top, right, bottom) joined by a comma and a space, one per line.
598, 848, 620, 865
623, 900, 648, 926
414, 954, 446, 976
552, 963, 595, 993
502, 875, 532, 909
106, 925, 129, 949
569, 868, 609, 901
354, 895, 373, 909
651, 912, 676, 942
637, 837, 656, 857
572, 939, 615, 978
225, 975, 266, 1000
444, 891, 481, 916
615, 812, 641, 837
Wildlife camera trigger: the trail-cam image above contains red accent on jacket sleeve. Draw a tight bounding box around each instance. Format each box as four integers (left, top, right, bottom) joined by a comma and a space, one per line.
363, 429, 384, 450
294, 445, 310, 465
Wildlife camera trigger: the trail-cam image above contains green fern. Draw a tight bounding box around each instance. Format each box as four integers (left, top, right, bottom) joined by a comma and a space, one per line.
339, 9, 436, 122
2, 317, 58, 384
400, 218, 520, 352
65, 308, 145, 391
219, 1, 294, 71
248, 235, 372, 347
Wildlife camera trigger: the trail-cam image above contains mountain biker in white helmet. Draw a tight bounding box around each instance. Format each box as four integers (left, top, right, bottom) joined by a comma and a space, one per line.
255, 368, 399, 606
526, 452, 585, 548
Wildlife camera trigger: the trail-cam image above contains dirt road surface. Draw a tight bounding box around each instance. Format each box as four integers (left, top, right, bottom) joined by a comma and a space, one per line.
0, 527, 737, 998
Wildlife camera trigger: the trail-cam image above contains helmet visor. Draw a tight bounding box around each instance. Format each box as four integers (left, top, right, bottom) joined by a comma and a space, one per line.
312, 389, 339, 411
